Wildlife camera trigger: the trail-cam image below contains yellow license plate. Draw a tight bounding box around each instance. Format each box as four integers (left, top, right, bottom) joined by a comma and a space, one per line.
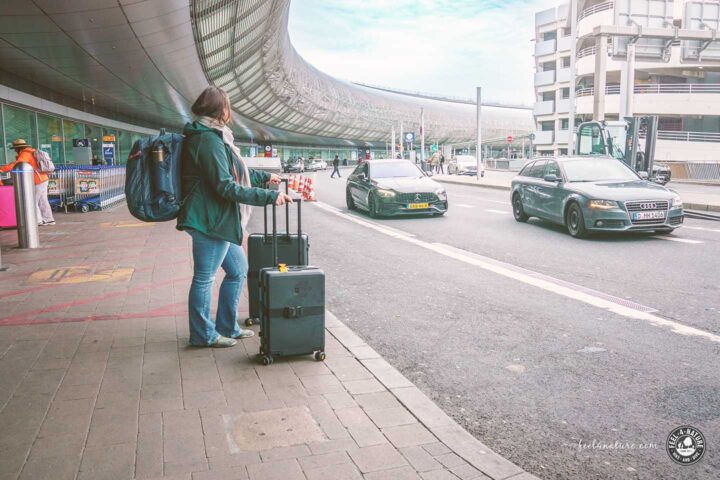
408, 202, 429, 209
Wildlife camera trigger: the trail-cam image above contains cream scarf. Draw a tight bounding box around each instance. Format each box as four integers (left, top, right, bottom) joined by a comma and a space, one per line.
198, 116, 252, 230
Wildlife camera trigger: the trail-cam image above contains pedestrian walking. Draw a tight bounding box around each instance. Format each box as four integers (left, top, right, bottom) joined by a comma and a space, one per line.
0, 139, 55, 226
177, 86, 293, 348
331, 155, 341, 178
439, 153, 445, 174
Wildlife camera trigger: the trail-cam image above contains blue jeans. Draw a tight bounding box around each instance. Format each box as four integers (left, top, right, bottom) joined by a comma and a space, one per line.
187, 230, 247, 345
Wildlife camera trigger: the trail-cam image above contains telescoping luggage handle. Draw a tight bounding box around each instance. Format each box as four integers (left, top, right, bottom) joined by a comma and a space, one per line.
264, 178, 291, 236
271, 196, 302, 269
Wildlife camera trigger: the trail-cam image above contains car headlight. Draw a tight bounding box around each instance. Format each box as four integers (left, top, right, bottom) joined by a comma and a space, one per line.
672, 195, 683, 209
376, 189, 396, 198
435, 189, 447, 201
588, 199, 619, 210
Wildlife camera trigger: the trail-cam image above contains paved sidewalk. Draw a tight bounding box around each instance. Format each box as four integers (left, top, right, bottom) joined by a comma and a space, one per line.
434, 171, 720, 212
0, 209, 538, 480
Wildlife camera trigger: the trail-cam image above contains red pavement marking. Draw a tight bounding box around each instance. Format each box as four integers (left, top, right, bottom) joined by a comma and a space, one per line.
0, 276, 190, 326
0, 246, 189, 275
0, 302, 188, 326
0, 265, 157, 300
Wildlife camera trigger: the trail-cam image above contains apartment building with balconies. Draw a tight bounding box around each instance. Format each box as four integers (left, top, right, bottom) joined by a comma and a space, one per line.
533, 0, 720, 164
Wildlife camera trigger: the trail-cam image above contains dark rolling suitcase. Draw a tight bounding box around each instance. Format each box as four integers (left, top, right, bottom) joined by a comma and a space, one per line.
246, 179, 309, 326
259, 201, 325, 366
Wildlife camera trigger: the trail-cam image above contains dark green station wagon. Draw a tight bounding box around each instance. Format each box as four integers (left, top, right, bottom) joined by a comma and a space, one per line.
510, 156, 684, 238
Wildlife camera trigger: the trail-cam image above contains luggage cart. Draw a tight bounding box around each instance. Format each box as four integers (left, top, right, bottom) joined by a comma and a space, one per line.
48, 166, 77, 213
74, 166, 126, 213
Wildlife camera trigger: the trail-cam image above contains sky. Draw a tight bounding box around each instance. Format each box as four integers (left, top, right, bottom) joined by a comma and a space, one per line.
288, 0, 561, 106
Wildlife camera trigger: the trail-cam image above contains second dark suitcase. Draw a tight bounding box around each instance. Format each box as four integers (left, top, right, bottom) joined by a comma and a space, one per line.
246, 180, 309, 326
258, 202, 325, 365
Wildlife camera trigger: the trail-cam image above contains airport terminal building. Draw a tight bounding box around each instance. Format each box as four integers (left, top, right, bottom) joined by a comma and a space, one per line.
0, 0, 532, 167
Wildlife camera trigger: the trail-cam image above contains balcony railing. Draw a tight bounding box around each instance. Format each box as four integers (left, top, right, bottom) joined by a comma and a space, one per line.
647, 130, 720, 143
576, 46, 612, 59
578, 1, 614, 21
533, 100, 555, 116
535, 70, 556, 87
535, 38, 557, 57
533, 130, 554, 145
576, 84, 720, 97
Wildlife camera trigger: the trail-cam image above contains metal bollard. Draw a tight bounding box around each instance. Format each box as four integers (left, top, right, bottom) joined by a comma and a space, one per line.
12, 162, 40, 249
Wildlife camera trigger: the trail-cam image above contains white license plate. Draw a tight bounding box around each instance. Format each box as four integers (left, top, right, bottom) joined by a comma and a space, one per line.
632, 210, 665, 221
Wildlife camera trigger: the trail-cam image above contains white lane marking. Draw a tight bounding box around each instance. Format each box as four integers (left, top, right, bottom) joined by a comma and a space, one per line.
653, 236, 704, 245
314, 202, 416, 238
684, 226, 720, 233
486, 209, 510, 215
456, 204, 474, 209
312, 201, 720, 344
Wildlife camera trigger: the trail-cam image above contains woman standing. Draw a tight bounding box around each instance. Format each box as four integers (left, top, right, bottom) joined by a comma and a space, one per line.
177, 86, 292, 347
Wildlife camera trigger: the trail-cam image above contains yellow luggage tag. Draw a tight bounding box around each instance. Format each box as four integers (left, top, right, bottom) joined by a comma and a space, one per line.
278, 263, 288, 273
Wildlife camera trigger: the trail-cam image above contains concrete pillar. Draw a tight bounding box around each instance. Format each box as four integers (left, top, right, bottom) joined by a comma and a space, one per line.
593, 35, 608, 121
619, 42, 636, 119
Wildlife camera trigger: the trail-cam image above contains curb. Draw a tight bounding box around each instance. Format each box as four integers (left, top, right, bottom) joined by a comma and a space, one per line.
325, 310, 540, 480
684, 202, 720, 213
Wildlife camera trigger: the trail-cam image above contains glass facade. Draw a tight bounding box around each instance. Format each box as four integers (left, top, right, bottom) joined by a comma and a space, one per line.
38, 113, 64, 164
3, 104, 38, 164
237, 144, 389, 164
0, 102, 148, 167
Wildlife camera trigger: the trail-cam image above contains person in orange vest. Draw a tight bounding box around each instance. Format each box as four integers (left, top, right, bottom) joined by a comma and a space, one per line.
0, 139, 55, 225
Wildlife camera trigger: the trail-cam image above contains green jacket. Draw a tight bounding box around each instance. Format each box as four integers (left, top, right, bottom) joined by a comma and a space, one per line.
176, 121, 278, 244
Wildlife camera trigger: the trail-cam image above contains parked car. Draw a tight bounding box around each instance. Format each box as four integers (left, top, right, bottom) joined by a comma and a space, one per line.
510, 156, 684, 238
652, 163, 672, 185
346, 160, 448, 217
286, 157, 305, 173
448, 155, 484, 177
306, 158, 327, 171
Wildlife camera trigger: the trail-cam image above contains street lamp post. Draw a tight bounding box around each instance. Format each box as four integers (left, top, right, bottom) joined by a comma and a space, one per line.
476, 86, 482, 180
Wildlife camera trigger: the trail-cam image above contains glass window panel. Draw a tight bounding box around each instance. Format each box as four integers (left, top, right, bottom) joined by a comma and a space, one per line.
37, 113, 65, 164
4, 105, 37, 162
85, 123, 103, 163
62, 119, 86, 164
117, 129, 133, 164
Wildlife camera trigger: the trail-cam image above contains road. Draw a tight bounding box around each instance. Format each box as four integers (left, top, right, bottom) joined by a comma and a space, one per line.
249, 170, 720, 479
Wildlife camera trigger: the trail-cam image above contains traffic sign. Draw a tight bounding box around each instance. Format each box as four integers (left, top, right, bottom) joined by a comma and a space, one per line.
404, 132, 415, 143
507, 135, 513, 143
431, 144, 438, 153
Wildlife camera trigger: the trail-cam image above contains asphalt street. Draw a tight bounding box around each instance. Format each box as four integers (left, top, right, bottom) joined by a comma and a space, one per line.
248, 168, 720, 480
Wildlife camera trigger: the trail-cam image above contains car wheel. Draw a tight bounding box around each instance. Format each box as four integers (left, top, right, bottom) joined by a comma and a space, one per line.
368, 194, 379, 218
566, 202, 588, 238
512, 194, 528, 223
346, 188, 356, 210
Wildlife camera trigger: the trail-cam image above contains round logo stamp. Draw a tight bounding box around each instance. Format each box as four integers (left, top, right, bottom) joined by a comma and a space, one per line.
667, 426, 706, 466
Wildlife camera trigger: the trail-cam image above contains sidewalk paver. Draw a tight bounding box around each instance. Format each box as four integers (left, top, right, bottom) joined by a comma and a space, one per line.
0, 207, 539, 480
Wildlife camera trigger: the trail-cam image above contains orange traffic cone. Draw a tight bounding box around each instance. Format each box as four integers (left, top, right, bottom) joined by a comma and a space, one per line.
290, 175, 297, 191
304, 177, 316, 201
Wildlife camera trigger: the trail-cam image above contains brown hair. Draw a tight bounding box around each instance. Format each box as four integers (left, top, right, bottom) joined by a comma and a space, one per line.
191, 86, 231, 123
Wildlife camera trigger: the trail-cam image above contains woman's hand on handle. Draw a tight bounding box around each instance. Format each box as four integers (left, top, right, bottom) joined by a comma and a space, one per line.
275, 192, 294, 206
268, 173, 282, 186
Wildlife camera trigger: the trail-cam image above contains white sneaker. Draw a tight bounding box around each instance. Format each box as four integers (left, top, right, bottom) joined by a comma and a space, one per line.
211, 335, 238, 348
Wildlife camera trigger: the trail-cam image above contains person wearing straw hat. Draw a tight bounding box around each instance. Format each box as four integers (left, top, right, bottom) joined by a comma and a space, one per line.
0, 139, 55, 226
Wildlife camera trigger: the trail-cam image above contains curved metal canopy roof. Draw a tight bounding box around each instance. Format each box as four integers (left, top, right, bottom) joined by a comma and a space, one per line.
0, 0, 532, 147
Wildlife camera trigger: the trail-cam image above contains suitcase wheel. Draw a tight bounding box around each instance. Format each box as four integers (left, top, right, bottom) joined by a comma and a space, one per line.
245, 318, 257, 327
314, 351, 326, 362
262, 355, 273, 366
